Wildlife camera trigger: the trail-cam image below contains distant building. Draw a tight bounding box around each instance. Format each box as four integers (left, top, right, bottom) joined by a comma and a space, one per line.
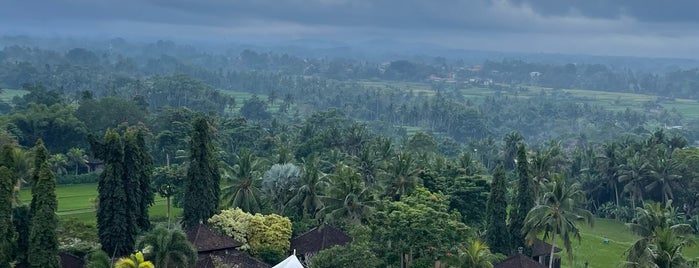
290, 224, 352, 264
493, 239, 561, 268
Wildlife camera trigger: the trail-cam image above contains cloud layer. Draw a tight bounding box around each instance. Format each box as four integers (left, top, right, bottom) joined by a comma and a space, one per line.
1, 0, 698, 58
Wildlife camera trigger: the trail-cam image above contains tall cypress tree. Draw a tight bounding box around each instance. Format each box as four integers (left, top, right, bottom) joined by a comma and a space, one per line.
0, 145, 17, 267
124, 128, 154, 231
29, 140, 49, 217
27, 140, 60, 268
485, 165, 509, 255
508, 144, 534, 252
91, 130, 136, 257
183, 117, 220, 228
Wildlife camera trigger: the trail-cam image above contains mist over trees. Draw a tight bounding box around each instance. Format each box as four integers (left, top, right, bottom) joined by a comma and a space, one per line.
3, 36, 699, 268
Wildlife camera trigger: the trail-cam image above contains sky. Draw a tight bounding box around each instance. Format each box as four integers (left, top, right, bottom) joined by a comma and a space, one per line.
1, 0, 699, 59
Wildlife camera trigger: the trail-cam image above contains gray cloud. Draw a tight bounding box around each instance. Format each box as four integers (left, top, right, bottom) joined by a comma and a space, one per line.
1, 0, 698, 58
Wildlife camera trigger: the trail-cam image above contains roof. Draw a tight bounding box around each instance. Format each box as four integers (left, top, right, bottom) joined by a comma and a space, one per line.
186, 224, 243, 253
273, 254, 304, 268
530, 239, 562, 257
16, 252, 85, 268
196, 250, 271, 268
290, 224, 352, 255
494, 254, 547, 268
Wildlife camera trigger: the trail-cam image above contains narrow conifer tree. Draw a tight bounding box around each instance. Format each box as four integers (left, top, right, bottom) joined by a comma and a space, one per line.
508, 143, 534, 252
183, 117, 221, 228
27, 140, 60, 268
29, 140, 49, 217
485, 165, 509, 255
0, 145, 17, 267
91, 130, 136, 257
135, 129, 154, 230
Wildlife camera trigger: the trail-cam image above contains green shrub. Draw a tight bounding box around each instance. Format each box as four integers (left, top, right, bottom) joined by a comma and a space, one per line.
56, 173, 99, 185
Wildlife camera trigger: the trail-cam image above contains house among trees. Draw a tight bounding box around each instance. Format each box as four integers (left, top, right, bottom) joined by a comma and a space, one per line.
186, 224, 270, 268
530, 239, 561, 267
494, 254, 547, 268
494, 239, 561, 268
290, 224, 352, 261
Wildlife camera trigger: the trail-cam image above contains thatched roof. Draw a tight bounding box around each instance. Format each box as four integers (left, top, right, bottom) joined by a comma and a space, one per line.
16, 252, 85, 268
186, 224, 243, 253
290, 224, 352, 255
494, 254, 547, 268
196, 250, 271, 268
530, 239, 562, 257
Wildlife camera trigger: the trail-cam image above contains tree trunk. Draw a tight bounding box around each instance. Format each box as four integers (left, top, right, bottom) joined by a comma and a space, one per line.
166, 195, 171, 227
614, 183, 619, 219
549, 225, 557, 268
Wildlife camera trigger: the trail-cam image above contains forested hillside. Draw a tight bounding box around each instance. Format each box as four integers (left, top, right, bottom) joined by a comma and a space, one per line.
2, 38, 699, 268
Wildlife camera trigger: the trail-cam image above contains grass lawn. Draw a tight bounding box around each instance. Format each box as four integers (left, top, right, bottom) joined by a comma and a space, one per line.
18, 183, 182, 224
552, 218, 699, 268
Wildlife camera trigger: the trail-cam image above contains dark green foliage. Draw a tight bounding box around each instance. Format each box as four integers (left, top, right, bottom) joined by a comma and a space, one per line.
75, 96, 147, 134
84, 250, 111, 268
447, 175, 489, 226
136, 226, 197, 268
257, 244, 286, 264
12, 205, 30, 263
28, 141, 60, 268
124, 128, 154, 231
91, 130, 135, 257
0, 166, 15, 268
485, 165, 510, 255
240, 95, 272, 121
311, 226, 381, 268
183, 117, 221, 228
508, 144, 533, 252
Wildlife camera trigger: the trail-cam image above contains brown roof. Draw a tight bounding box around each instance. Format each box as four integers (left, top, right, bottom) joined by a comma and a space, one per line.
16, 252, 85, 268
290, 224, 352, 255
186, 224, 243, 253
195, 250, 271, 268
530, 239, 562, 257
494, 254, 547, 268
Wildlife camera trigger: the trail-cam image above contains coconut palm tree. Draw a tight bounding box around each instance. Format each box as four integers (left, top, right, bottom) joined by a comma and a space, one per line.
381, 152, 419, 201
618, 153, 649, 209
456, 239, 499, 268
318, 164, 376, 225
646, 157, 682, 205
66, 147, 88, 175
136, 226, 197, 268
288, 156, 326, 217
523, 174, 594, 268
221, 148, 265, 213
624, 201, 697, 268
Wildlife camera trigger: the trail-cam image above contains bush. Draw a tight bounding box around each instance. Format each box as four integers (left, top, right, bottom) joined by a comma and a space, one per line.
56, 173, 99, 185
257, 244, 286, 264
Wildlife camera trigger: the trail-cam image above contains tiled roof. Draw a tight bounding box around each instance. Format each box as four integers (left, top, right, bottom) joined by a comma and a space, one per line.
494, 254, 547, 268
290, 224, 352, 255
186, 224, 243, 253
530, 239, 562, 257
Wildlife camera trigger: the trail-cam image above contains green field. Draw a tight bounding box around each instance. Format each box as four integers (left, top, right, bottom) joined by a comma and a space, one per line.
18, 183, 182, 224
554, 218, 699, 268
359, 80, 699, 121
0, 88, 28, 103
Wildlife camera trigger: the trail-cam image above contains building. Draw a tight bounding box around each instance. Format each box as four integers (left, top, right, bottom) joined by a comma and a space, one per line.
290, 224, 352, 264
186, 224, 270, 268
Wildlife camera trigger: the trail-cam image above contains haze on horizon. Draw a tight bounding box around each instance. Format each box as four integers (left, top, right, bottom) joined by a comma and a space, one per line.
1, 0, 699, 59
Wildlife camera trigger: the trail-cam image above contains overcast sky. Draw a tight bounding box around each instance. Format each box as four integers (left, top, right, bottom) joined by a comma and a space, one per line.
2, 0, 699, 58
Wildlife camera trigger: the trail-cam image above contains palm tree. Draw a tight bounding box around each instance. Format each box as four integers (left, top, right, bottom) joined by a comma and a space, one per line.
381, 152, 419, 201
136, 226, 197, 268
456, 239, 499, 268
598, 142, 621, 208
114, 252, 154, 268
647, 157, 682, 205
66, 147, 88, 175
618, 153, 649, 209
523, 174, 594, 268
221, 149, 264, 213
288, 156, 326, 217
318, 164, 376, 225
48, 153, 68, 176
625, 201, 697, 268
